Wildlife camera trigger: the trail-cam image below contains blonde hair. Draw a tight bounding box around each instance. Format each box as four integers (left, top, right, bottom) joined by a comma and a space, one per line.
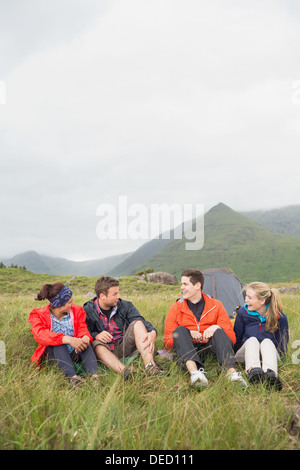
245, 282, 282, 333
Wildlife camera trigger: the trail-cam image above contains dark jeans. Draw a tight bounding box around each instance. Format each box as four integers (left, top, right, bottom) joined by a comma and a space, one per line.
172, 326, 236, 371
46, 344, 98, 378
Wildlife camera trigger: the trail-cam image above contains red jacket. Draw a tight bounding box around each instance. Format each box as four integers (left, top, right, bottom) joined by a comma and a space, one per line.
164, 293, 236, 350
28, 303, 93, 365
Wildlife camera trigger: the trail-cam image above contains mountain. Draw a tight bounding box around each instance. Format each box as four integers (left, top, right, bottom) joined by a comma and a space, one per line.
1, 250, 131, 276
110, 203, 300, 283
241, 205, 300, 236
2, 203, 300, 282
108, 230, 176, 277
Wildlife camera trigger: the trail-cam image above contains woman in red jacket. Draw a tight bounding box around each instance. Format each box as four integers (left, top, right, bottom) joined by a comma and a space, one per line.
29, 282, 99, 387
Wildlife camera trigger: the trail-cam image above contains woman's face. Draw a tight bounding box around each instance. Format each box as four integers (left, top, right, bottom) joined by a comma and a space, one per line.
60, 297, 73, 313
245, 288, 266, 313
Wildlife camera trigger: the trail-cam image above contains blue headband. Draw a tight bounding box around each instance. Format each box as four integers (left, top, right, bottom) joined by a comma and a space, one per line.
49, 285, 73, 308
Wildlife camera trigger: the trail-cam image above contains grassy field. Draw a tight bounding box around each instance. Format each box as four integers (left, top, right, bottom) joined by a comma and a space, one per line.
0, 269, 299, 450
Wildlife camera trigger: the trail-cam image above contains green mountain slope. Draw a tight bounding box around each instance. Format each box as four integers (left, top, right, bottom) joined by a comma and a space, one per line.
2, 250, 131, 276
241, 205, 300, 236
124, 203, 300, 283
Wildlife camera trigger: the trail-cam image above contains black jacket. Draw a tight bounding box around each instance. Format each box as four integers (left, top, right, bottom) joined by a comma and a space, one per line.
83, 297, 157, 340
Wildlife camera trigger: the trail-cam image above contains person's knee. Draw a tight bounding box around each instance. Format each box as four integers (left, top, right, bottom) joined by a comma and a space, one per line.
261, 338, 273, 346
172, 325, 189, 340
94, 343, 111, 359
133, 320, 143, 331
245, 336, 260, 347
47, 344, 69, 357
213, 327, 232, 342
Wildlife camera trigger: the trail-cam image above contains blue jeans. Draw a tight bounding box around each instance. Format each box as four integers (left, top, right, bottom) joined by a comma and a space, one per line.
46, 344, 98, 378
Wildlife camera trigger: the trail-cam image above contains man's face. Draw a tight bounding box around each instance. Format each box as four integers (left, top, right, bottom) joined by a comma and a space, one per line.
181, 276, 201, 302
99, 286, 120, 309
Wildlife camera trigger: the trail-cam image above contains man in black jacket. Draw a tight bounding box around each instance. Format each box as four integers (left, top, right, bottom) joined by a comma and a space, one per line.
83, 276, 163, 377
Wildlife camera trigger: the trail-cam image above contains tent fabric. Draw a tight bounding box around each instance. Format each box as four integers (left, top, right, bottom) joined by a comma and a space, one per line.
201, 268, 245, 318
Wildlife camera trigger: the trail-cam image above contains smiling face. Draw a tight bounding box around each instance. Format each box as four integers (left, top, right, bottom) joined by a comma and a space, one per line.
245, 287, 267, 314
181, 276, 202, 303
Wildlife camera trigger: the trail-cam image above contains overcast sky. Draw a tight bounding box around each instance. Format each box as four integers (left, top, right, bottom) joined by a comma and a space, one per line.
1, 0, 300, 261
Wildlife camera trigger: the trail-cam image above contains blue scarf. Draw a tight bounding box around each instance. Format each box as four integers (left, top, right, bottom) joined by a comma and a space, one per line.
49, 285, 73, 308
244, 303, 268, 322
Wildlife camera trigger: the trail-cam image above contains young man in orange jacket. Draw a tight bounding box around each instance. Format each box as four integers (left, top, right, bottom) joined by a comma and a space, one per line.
164, 269, 247, 388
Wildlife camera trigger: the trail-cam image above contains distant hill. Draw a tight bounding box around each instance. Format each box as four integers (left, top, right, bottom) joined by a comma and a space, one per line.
241, 205, 300, 236
108, 230, 176, 277
2, 203, 300, 282
1, 250, 131, 276
110, 203, 300, 283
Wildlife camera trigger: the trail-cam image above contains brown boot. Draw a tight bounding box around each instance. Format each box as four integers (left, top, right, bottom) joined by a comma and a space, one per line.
144, 361, 167, 376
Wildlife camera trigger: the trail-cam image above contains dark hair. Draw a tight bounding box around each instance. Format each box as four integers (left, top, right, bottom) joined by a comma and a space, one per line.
95, 276, 119, 297
36, 282, 65, 301
181, 269, 204, 289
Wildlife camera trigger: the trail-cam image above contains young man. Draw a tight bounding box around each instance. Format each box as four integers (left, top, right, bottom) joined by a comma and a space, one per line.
83, 276, 163, 377
164, 269, 247, 388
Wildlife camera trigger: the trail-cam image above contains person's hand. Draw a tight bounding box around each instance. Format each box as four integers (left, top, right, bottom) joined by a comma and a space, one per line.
95, 331, 113, 344
190, 330, 202, 343
202, 325, 221, 341
141, 330, 156, 354
80, 335, 90, 348
65, 336, 89, 353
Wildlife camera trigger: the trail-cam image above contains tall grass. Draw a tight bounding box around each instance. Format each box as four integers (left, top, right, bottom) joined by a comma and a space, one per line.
0, 271, 299, 450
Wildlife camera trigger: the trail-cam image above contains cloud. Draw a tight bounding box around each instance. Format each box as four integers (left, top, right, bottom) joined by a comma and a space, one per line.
1, 0, 300, 259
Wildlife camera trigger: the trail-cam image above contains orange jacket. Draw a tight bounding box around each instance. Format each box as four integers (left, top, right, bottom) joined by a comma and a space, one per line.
28, 303, 93, 365
164, 293, 236, 350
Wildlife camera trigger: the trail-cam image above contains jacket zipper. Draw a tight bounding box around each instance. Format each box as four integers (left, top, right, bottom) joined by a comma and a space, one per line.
193, 305, 216, 332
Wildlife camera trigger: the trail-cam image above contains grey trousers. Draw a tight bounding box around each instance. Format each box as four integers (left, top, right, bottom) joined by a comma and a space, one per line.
172, 326, 236, 371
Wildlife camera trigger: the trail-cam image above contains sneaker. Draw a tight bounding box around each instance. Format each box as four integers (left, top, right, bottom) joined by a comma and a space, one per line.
227, 371, 248, 388
264, 369, 282, 391
190, 368, 208, 388
144, 361, 166, 376
248, 367, 264, 384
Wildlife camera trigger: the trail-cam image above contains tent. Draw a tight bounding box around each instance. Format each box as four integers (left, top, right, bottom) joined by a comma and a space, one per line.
201, 268, 245, 318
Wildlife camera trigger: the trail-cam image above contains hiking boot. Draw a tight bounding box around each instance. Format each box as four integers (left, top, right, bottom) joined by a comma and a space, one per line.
248, 367, 264, 384
89, 374, 101, 386
123, 366, 136, 380
69, 375, 85, 389
190, 368, 208, 388
264, 369, 282, 391
227, 371, 248, 388
144, 361, 166, 376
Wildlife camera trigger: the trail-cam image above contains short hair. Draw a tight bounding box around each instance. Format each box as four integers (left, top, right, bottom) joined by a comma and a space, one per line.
181, 269, 204, 289
95, 276, 119, 297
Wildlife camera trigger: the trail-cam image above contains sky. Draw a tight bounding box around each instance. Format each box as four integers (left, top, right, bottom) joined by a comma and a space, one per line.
0, 0, 300, 261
